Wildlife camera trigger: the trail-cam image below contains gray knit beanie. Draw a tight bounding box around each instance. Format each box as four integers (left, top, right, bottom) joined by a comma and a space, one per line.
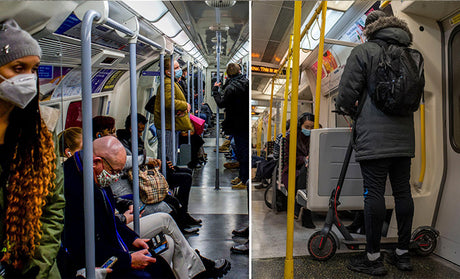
0, 19, 41, 67
365, 10, 387, 28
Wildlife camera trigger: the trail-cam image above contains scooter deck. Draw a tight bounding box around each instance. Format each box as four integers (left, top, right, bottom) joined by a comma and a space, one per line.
343, 237, 399, 245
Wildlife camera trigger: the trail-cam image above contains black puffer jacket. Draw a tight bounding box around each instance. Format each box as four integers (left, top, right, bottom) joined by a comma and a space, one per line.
336, 16, 420, 161
212, 74, 249, 136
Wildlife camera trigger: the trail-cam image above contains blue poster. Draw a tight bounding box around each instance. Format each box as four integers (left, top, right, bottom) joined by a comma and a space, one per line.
38, 65, 53, 79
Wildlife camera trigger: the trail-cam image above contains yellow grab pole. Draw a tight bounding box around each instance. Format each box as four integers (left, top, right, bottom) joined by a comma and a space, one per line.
418, 102, 426, 185
257, 118, 263, 157
282, 35, 293, 137
380, 1, 391, 9
274, 5, 322, 82
284, 1, 302, 278
268, 79, 275, 142
313, 2, 327, 129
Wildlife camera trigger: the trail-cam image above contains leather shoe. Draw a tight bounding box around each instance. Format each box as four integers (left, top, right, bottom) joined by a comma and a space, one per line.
231, 241, 249, 254
232, 227, 249, 238
195, 250, 231, 278
185, 213, 202, 226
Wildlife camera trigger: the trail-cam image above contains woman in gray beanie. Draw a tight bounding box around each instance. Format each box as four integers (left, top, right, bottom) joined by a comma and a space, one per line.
0, 19, 65, 278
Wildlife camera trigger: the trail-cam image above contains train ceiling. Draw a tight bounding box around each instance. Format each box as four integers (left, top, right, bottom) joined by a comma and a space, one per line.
165, 1, 249, 67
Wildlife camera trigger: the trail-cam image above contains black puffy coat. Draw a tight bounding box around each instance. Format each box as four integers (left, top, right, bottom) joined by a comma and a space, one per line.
336, 16, 421, 161
212, 74, 249, 136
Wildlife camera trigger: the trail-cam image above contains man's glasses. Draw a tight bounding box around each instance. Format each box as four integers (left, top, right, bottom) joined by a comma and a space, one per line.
100, 157, 122, 175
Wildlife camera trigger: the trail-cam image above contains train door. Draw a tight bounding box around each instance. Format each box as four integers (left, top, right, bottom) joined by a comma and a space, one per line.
434, 13, 460, 265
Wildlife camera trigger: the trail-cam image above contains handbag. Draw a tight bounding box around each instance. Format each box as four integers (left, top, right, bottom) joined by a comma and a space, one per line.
190, 114, 205, 135
128, 165, 169, 204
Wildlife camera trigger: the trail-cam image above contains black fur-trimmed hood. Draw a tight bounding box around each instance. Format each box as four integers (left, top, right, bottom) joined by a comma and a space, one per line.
364, 16, 413, 46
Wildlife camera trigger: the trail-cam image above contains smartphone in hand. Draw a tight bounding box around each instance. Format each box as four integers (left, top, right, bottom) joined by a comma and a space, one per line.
146, 232, 168, 255
101, 256, 118, 269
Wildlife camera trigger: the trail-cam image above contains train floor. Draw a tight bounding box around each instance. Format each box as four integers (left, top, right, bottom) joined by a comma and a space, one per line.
252, 184, 460, 278
185, 136, 249, 279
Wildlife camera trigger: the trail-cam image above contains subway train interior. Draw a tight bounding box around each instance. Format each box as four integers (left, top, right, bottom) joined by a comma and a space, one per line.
251, 1, 460, 278
0, 1, 248, 278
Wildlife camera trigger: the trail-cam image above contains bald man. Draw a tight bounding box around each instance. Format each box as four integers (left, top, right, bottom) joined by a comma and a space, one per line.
60, 136, 175, 278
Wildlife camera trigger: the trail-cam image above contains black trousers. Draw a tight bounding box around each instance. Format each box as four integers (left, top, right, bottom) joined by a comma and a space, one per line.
359, 157, 414, 253
233, 134, 249, 183
167, 167, 192, 212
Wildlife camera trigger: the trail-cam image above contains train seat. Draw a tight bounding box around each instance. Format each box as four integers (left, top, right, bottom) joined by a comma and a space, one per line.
306, 128, 395, 211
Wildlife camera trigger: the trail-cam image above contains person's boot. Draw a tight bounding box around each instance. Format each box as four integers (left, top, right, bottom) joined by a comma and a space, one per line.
194, 250, 231, 278
301, 209, 316, 229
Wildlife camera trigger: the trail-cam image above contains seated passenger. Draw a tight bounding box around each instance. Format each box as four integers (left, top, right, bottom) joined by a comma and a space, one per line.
61, 136, 174, 278
282, 113, 316, 228
116, 199, 231, 279
57, 127, 82, 159
93, 115, 116, 139
118, 113, 201, 227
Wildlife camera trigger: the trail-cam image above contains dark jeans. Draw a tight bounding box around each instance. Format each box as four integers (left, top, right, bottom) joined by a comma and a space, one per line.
233, 134, 249, 183
167, 167, 192, 212
179, 134, 205, 165
360, 157, 414, 253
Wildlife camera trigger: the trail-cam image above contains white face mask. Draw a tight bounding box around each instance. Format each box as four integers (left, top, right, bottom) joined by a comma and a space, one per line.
0, 73, 37, 109
96, 169, 121, 188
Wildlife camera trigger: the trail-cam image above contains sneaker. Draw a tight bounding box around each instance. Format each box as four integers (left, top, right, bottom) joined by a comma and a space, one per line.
224, 161, 240, 169
252, 176, 262, 183
232, 182, 247, 190
231, 177, 241, 185
386, 250, 413, 271
230, 241, 249, 254
195, 250, 231, 278
347, 254, 387, 276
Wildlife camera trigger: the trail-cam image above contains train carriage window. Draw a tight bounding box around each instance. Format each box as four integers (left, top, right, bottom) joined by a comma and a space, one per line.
65, 97, 106, 129
449, 26, 460, 152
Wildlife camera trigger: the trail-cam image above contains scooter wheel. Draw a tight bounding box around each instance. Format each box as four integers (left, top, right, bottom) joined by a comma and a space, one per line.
308, 231, 337, 261
413, 230, 437, 256
264, 185, 273, 209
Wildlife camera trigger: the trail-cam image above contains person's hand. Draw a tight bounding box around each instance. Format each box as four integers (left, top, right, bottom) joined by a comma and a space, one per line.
187, 103, 191, 112
130, 250, 156, 270
166, 161, 174, 170
123, 208, 134, 224
147, 159, 161, 168
176, 110, 186, 117
132, 238, 149, 249
214, 82, 221, 87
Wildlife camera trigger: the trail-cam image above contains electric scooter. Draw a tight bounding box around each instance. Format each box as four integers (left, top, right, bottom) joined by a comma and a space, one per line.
307, 139, 439, 261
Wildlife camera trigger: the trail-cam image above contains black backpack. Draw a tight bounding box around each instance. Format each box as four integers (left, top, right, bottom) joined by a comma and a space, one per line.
370, 40, 425, 116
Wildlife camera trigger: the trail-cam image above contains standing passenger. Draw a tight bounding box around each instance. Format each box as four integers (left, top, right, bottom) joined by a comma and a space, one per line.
0, 19, 65, 278
212, 63, 249, 189
212, 63, 250, 254
154, 58, 193, 162
337, 11, 421, 275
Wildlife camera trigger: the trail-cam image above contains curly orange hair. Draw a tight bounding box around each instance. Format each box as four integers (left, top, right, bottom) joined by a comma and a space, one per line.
2, 97, 56, 268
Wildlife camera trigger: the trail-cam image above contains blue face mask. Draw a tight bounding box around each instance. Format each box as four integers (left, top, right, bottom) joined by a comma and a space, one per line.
174, 68, 182, 79
301, 128, 311, 137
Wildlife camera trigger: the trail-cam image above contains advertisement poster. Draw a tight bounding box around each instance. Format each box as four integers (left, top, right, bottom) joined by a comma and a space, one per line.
38, 65, 73, 100
310, 50, 338, 79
